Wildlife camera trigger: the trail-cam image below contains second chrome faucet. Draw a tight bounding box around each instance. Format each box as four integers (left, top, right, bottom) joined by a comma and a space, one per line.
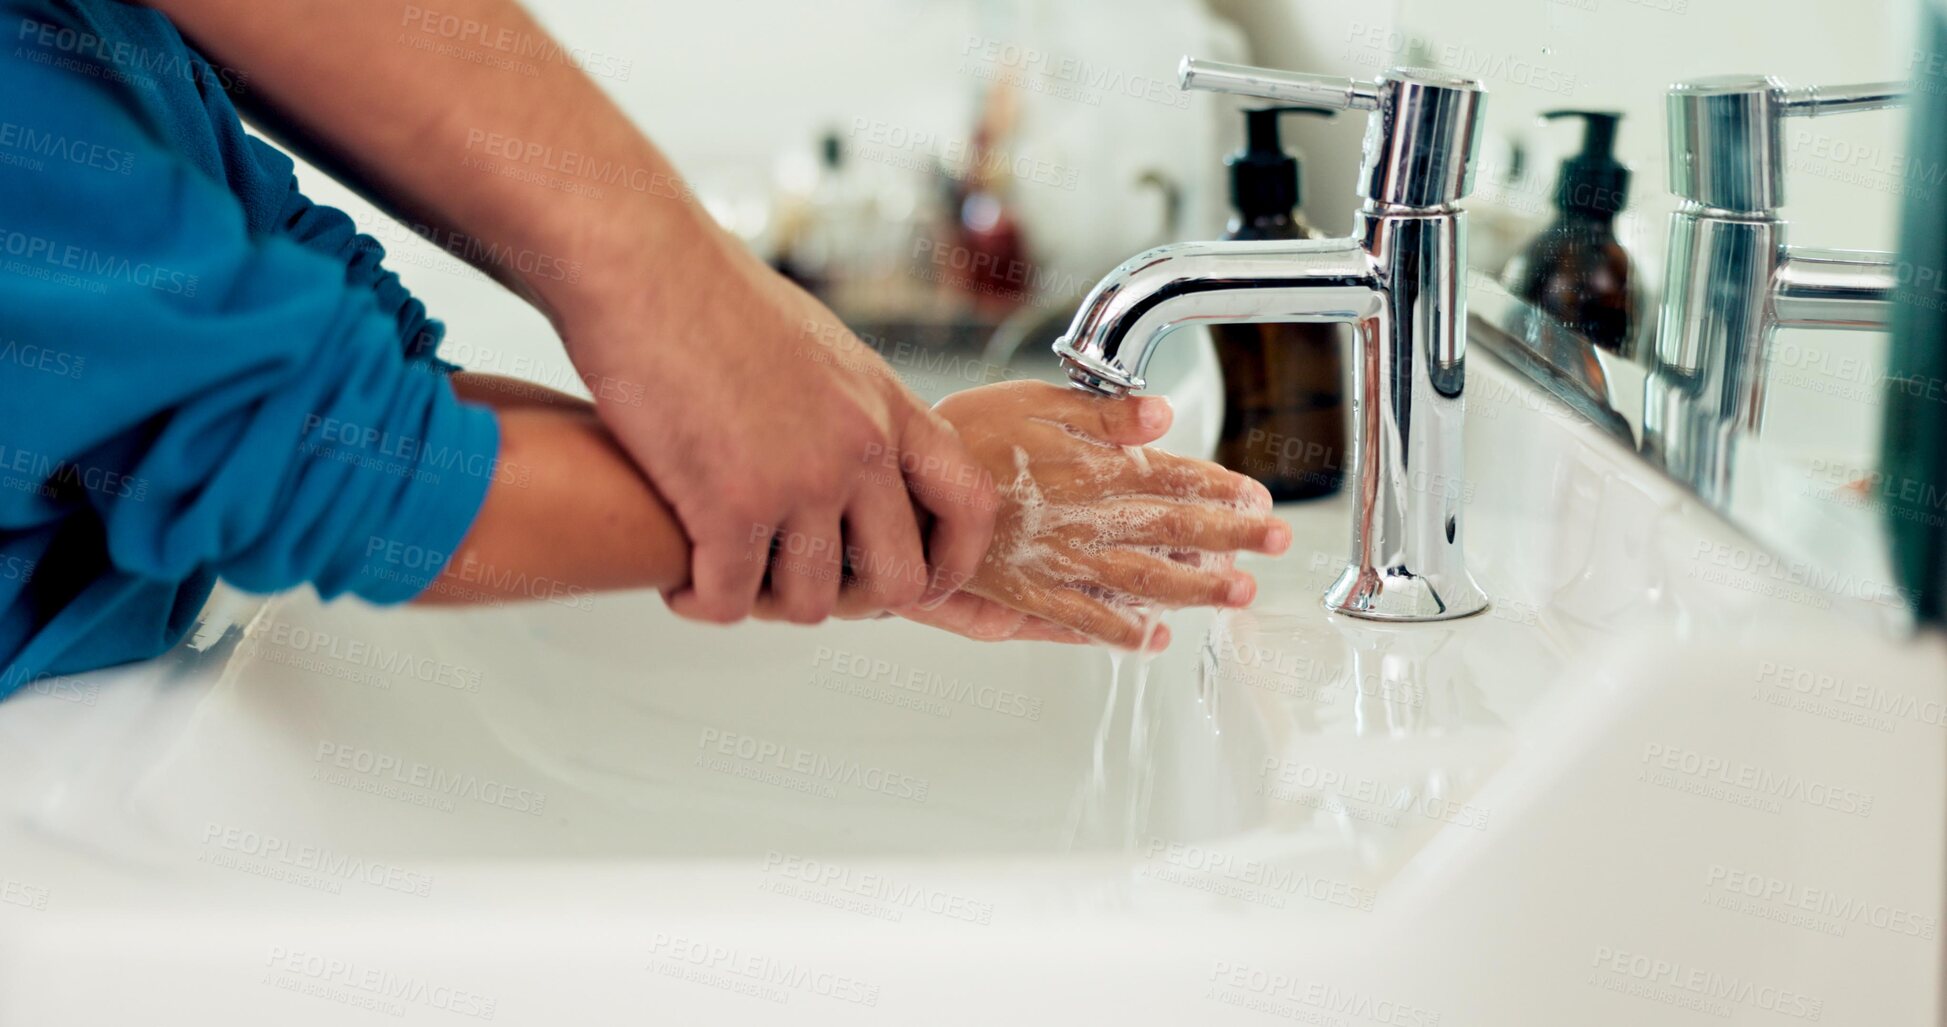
1647, 74, 1906, 501
1055, 58, 1491, 622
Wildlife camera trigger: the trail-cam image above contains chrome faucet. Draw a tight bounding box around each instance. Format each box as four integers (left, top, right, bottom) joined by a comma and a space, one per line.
1646, 75, 1906, 500
1055, 58, 1490, 622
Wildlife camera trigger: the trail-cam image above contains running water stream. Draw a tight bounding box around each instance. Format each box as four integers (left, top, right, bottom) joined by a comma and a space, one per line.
996, 431, 1255, 851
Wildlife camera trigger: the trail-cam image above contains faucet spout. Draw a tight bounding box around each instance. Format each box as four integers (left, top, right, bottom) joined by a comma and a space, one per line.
1053, 237, 1378, 395
1056, 210, 1489, 622
1773, 248, 1899, 329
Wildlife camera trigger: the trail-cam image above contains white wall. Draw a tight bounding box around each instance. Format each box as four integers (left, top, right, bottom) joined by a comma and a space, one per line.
284, 0, 1247, 394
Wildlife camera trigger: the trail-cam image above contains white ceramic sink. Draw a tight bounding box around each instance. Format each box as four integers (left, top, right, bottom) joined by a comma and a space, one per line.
0, 353, 1940, 1026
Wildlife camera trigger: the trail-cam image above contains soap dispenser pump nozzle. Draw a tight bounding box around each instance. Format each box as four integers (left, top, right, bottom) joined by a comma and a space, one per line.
1229, 105, 1335, 220
1543, 109, 1629, 216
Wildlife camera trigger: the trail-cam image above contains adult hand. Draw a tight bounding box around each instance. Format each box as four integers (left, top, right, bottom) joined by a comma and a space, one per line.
563, 225, 996, 627
141, 0, 995, 628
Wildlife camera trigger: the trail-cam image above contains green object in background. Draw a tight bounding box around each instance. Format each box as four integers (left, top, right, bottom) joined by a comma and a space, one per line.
1883, 0, 1947, 624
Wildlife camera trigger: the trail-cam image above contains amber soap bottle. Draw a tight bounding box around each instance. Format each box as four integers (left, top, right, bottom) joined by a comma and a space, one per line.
1210, 106, 1347, 501
1505, 110, 1638, 355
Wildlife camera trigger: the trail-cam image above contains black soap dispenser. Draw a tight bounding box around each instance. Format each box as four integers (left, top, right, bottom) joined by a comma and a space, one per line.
1210, 106, 1348, 501
1506, 110, 1639, 355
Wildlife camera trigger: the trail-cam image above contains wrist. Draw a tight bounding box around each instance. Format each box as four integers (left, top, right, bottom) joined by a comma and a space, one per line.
544, 186, 729, 348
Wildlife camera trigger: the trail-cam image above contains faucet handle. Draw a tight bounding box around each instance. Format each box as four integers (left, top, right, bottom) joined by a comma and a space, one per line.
1780, 81, 1908, 117
1179, 56, 1487, 209
1178, 57, 1382, 111
1668, 75, 1908, 212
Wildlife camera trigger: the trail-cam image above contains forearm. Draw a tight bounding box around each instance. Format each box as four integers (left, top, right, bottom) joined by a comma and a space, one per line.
145, 0, 723, 326
417, 388, 691, 604
449, 368, 591, 412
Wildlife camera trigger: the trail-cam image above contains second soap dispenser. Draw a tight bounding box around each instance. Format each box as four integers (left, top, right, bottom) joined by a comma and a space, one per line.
1209, 106, 1347, 501
1504, 110, 1639, 355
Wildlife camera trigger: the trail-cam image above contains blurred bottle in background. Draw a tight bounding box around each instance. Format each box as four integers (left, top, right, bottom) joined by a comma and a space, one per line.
1502, 110, 1639, 357
1208, 106, 1347, 501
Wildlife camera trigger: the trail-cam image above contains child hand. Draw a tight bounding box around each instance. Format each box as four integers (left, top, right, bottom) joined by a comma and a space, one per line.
914, 381, 1290, 650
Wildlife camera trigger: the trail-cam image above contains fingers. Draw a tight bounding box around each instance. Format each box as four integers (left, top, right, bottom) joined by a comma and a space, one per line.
1007, 615, 1098, 645
835, 480, 929, 617
896, 592, 1029, 641
668, 520, 775, 624
1028, 384, 1174, 447
1087, 550, 1256, 609
1017, 587, 1167, 651
1095, 500, 1292, 555
898, 409, 997, 606
892, 594, 1105, 645
1108, 450, 1273, 507
762, 512, 845, 624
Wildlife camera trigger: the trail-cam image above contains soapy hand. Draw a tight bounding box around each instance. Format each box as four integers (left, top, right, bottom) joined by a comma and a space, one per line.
901, 381, 1291, 650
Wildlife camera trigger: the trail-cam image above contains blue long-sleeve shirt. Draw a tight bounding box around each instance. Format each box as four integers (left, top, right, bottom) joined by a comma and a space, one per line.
0, 0, 501, 697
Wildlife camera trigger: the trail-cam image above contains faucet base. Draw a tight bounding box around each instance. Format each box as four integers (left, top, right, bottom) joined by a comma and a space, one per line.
1323, 565, 1489, 622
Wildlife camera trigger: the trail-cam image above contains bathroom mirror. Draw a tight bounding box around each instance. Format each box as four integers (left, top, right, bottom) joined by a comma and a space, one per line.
1353, 0, 1920, 620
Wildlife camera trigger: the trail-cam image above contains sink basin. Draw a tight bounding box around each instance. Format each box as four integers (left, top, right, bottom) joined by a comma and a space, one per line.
0, 353, 1939, 1025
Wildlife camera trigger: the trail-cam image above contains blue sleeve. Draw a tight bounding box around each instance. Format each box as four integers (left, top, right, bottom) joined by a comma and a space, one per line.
0, 48, 498, 606
249, 136, 455, 369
